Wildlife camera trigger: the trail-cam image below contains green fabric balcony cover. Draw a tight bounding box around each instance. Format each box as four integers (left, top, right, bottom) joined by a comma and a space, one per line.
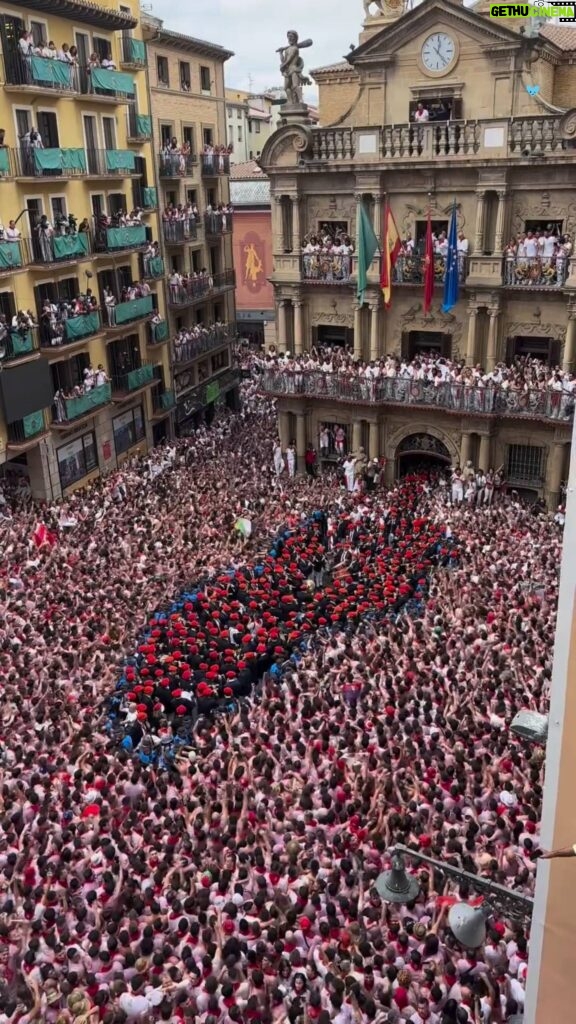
0, 241, 23, 269
23, 410, 44, 438
127, 364, 154, 389
66, 383, 111, 419
115, 295, 153, 324
0, 148, 9, 174
105, 150, 136, 173
53, 233, 89, 260
152, 319, 169, 342
142, 186, 157, 208
160, 390, 175, 410
30, 55, 73, 88
9, 330, 33, 355
64, 311, 100, 341
205, 380, 220, 404
127, 38, 146, 62
90, 67, 135, 96
34, 148, 87, 173
136, 114, 152, 136
147, 256, 164, 277
106, 224, 147, 248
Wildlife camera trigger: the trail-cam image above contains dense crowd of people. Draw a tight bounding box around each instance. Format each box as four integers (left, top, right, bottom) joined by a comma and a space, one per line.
0, 371, 563, 1023
173, 322, 232, 365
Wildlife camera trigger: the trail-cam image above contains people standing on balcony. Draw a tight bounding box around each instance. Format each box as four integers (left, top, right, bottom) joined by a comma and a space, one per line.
101, 52, 117, 71
301, 232, 355, 282
414, 101, 430, 122
104, 287, 116, 326
5, 220, 21, 240
35, 215, 54, 263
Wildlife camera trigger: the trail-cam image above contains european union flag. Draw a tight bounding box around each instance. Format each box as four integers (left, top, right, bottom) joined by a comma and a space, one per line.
442, 201, 459, 314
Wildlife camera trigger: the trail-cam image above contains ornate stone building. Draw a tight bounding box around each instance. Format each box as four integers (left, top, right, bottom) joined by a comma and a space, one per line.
259, 0, 576, 505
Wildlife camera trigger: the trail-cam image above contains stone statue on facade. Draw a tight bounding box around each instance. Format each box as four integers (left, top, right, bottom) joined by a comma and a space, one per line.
276, 31, 313, 107
363, 0, 406, 16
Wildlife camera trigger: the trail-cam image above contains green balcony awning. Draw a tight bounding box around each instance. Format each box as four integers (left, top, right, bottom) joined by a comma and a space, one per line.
126, 37, 146, 63
115, 295, 153, 324
127, 363, 154, 389
142, 186, 157, 208
147, 256, 164, 277
106, 224, 147, 249
33, 148, 87, 173
63, 311, 101, 341
0, 148, 9, 175
23, 410, 44, 438
136, 114, 152, 137
205, 380, 220, 404
151, 319, 169, 342
30, 55, 73, 89
90, 67, 135, 96
8, 330, 33, 356
65, 383, 111, 419
53, 233, 89, 260
0, 241, 23, 270
105, 149, 136, 173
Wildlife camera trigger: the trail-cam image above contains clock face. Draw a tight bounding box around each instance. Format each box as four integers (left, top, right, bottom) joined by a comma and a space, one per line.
421, 32, 456, 72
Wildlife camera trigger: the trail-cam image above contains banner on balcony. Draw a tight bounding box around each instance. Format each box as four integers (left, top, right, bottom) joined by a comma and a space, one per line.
380, 205, 401, 310
53, 233, 89, 260
106, 225, 147, 249
142, 187, 157, 208
64, 311, 100, 340
152, 320, 169, 342
105, 150, 136, 173
0, 241, 22, 269
136, 114, 152, 137
441, 201, 460, 314
0, 148, 9, 175
115, 295, 153, 324
34, 148, 86, 173
90, 67, 135, 96
127, 38, 146, 62
356, 204, 380, 307
31, 55, 73, 89
9, 331, 33, 355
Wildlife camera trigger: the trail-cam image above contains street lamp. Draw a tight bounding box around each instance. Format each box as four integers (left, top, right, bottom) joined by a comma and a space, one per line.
376, 845, 533, 947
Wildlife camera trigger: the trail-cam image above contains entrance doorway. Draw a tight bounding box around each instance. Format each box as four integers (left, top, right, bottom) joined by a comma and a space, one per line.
396, 432, 452, 478
506, 335, 560, 364
402, 331, 451, 360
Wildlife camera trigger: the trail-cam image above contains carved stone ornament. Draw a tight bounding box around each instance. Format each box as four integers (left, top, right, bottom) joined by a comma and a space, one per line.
401, 202, 465, 242
511, 198, 576, 238
311, 311, 354, 327
259, 124, 313, 171
506, 321, 566, 341
397, 433, 452, 458
386, 421, 460, 463
559, 108, 576, 139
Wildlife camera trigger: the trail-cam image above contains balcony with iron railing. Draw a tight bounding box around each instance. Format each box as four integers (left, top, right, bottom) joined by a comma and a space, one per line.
133, 184, 158, 211
201, 153, 230, 176
93, 222, 149, 255
308, 115, 576, 166
148, 319, 169, 346
301, 252, 356, 285
6, 410, 48, 448
172, 324, 235, 366
503, 255, 569, 289
260, 372, 575, 425
119, 37, 147, 69
2, 326, 39, 363
103, 293, 155, 330
84, 148, 140, 177
204, 211, 233, 237
392, 254, 469, 285
141, 253, 165, 279
40, 311, 103, 352
175, 368, 240, 415
111, 361, 155, 396
162, 219, 199, 245
167, 269, 236, 308
127, 106, 152, 141
152, 388, 176, 415
13, 146, 88, 179
78, 64, 136, 103
53, 382, 112, 428
29, 231, 93, 267
158, 151, 198, 177
1, 51, 137, 102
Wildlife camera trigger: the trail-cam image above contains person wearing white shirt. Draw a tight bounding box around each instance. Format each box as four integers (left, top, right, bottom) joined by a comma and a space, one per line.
524, 231, 537, 258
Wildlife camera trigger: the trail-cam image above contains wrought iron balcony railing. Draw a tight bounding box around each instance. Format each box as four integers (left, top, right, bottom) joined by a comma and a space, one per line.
301, 252, 356, 284
201, 153, 230, 176
204, 211, 233, 236
503, 255, 569, 288
162, 219, 199, 244
167, 269, 235, 308
158, 151, 197, 177
172, 325, 234, 364
260, 371, 575, 424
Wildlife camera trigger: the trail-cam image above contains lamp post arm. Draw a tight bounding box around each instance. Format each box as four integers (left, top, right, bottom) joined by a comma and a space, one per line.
391, 845, 534, 923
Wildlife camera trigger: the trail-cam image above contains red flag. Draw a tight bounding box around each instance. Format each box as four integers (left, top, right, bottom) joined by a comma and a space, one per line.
32, 523, 57, 549
423, 212, 434, 314
380, 204, 401, 310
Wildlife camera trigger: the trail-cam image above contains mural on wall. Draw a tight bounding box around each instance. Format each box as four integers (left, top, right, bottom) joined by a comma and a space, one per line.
241, 231, 266, 293
233, 211, 274, 310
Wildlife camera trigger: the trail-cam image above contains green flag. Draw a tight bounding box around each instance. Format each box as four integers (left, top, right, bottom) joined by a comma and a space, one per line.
356, 204, 380, 306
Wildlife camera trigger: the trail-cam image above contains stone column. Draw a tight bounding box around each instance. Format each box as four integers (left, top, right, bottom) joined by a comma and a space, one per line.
563, 310, 576, 372
369, 420, 379, 460
479, 434, 491, 471
352, 420, 362, 453
460, 431, 472, 468
547, 442, 566, 509
272, 194, 284, 253
292, 195, 302, 248
354, 304, 363, 359
486, 308, 500, 371
494, 190, 508, 255
296, 413, 307, 471
369, 302, 380, 361
474, 189, 486, 255
293, 301, 303, 355
373, 193, 383, 241
465, 307, 478, 366
278, 410, 291, 448
277, 300, 288, 351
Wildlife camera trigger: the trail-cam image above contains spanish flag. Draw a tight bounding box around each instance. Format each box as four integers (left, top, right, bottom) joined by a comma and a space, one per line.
380, 204, 401, 309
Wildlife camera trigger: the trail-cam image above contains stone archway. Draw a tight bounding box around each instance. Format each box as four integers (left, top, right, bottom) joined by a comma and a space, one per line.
386, 423, 459, 481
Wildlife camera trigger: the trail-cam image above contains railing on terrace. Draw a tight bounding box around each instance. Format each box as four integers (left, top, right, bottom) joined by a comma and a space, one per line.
127, 106, 152, 140
112, 361, 154, 393
54, 383, 112, 424
260, 372, 575, 424
13, 146, 87, 177
392, 254, 469, 284
6, 411, 47, 445
93, 222, 149, 254
309, 116, 570, 163
153, 388, 176, 413
133, 184, 158, 210
104, 294, 154, 328
503, 255, 568, 288
40, 311, 102, 349
172, 325, 234, 364
3, 327, 39, 362
162, 219, 199, 244
167, 269, 236, 307
204, 211, 233, 236
201, 153, 230, 176
141, 253, 165, 279
158, 151, 197, 177
301, 253, 356, 284
120, 37, 147, 68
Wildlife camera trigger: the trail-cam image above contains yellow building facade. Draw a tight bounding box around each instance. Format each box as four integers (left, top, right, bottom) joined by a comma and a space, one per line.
259, 0, 576, 506
0, 0, 175, 499
142, 16, 239, 437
